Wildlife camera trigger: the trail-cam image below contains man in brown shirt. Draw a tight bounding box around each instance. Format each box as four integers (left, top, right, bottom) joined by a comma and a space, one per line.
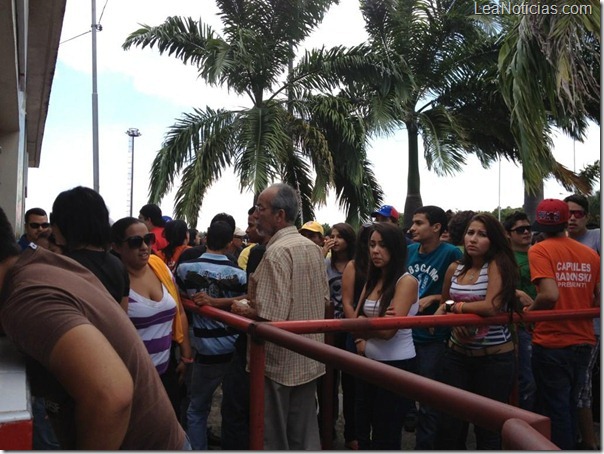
232, 183, 329, 449
0, 206, 186, 450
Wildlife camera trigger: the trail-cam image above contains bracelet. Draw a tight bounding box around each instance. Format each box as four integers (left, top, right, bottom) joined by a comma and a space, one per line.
180, 356, 194, 364
459, 302, 465, 314
354, 338, 364, 344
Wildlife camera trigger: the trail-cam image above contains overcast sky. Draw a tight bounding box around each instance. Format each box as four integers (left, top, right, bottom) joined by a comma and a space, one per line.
26, 0, 600, 231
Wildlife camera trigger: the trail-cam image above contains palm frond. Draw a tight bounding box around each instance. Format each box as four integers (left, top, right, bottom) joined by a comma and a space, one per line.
148, 107, 237, 203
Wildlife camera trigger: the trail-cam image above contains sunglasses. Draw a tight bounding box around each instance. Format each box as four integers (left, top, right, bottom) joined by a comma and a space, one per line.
29, 222, 50, 229
122, 233, 155, 248
510, 226, 531, 234
569, 210, 586, 219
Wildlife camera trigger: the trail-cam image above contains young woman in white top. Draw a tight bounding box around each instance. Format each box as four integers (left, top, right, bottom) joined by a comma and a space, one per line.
353, 222, 419, 450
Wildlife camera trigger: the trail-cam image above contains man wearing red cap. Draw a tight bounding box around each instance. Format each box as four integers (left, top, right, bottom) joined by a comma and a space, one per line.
525, 198, 600, 450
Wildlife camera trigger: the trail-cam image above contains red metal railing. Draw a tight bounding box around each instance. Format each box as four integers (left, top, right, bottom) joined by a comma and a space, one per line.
184, 301, 599, 450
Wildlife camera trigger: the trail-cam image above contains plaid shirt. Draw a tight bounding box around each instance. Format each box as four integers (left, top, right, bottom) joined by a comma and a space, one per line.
249, 225, 328, 386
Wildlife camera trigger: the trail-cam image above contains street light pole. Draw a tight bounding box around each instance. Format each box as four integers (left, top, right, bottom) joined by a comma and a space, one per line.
126, 128, 141, 217
91, 0, 100, 192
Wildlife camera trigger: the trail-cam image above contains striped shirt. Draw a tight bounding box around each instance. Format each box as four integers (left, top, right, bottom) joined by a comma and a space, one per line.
449, 262, 511, 348
175, 253, 246, 363
128, 284, 176, 375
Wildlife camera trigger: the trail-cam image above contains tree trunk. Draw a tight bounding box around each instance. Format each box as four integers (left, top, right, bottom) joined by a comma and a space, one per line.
403, 121, 423, 230
522, 176, 544, 224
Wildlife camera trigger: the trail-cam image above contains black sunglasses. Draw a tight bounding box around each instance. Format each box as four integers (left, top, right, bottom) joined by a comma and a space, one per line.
510, 226, 531, 234
122, 233, 155, 248
29, 222, 50, 229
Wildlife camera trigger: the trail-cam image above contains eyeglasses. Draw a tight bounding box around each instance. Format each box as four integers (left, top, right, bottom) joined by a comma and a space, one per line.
569, 210, 586, 219
122, 233, 155, 248
29, 222, 50, 229
510, 225, 531, 234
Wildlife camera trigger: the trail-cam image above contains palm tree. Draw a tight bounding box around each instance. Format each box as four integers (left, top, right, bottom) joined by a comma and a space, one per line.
498, 1, 600, 207
357, 0, 502, 228
122, 1, 386, 226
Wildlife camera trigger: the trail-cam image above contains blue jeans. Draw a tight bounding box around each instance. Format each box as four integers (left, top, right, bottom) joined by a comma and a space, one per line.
220, 347, 250, 450
532, 343, 592, 450
435, 348, 515, 450
32, 397, 60, 450
186, 360, 230, 450
355, 357, 417, 450
517, 327, 536, 411
414, 341, 446, 450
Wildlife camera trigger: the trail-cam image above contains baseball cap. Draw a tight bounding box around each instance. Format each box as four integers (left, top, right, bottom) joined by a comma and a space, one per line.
233, 227, 246, 238
299, 220, 324, 235
371, 205, 399, 222
532, 199, 569, 232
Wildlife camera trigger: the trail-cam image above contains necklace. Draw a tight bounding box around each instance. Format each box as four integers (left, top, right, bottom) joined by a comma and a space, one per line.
466, 269, 476, 281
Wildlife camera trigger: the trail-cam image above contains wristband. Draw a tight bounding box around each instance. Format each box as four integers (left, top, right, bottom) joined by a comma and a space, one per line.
180, 356, 194, 364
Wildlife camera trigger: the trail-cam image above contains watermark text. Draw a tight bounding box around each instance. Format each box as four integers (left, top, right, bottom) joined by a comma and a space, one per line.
474, 2, 593, 16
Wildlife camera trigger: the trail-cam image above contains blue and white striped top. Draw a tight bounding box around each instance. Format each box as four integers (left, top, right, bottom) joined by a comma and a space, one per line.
449, 262, 511, 348
128, 284, 176, 375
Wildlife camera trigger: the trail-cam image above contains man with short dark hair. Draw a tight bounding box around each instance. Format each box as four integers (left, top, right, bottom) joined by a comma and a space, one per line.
405, 205, 462, 449
232, 182, 328, 450
18, 207, 51, 250
503, 211, 537, 411
526, 199, 600, 450
174, 221, 247, 450
563, 194, 601, 449
0, 206, 187, 449
564, 194, 600, 254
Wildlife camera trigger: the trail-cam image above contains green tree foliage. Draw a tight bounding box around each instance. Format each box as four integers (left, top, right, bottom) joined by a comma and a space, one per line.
123, 1, 385, 226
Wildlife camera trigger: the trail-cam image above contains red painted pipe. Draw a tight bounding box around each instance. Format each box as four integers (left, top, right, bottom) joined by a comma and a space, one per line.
269, 308, 600, 333
501, 418, 559, 450
250, 322, 551, 439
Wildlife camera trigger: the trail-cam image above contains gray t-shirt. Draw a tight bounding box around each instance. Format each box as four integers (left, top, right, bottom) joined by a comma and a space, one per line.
574, 228, 601, 255
572, 228, 601, 335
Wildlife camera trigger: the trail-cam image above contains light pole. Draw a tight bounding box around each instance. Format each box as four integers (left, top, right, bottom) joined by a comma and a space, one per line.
91, 0, 101, 192
126, 128, 141, 216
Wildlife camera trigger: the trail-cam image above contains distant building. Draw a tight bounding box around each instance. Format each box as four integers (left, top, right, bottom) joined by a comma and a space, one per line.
0, 0, 66, 233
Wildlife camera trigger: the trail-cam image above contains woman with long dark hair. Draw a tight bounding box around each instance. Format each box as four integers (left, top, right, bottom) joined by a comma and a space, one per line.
319, 222, 356, 447
353, 222, 419, 450
434, 213, 519, 449
156, 219, 190, 271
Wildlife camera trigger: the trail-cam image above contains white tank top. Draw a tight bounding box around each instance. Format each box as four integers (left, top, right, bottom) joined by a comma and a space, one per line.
362, 273, 419, 361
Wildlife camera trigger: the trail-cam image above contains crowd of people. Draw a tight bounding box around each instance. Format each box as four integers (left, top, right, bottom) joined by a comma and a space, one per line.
0, 183, 599, 450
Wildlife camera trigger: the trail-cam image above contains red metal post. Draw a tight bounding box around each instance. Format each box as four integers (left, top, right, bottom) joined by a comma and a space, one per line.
321, 303, 335, 450
248, 333, 266, 450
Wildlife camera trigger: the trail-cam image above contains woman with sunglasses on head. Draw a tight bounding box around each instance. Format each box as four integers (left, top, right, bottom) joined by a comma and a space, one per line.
352, 222, 419, 450
111, 217, 193, 422
434, 213, 519, 449
51, 187, 129, 312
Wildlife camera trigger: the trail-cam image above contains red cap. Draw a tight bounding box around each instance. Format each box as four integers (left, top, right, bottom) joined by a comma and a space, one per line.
532, 199, 569, 232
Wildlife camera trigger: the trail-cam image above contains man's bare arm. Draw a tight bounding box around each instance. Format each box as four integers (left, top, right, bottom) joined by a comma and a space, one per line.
48, 324, 134, 449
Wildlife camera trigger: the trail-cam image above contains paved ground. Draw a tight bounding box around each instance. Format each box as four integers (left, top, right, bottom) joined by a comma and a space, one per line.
206, 384, 474, 450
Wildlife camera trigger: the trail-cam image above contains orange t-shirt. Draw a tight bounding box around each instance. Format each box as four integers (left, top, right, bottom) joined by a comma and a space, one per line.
529, 236, 600, 348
